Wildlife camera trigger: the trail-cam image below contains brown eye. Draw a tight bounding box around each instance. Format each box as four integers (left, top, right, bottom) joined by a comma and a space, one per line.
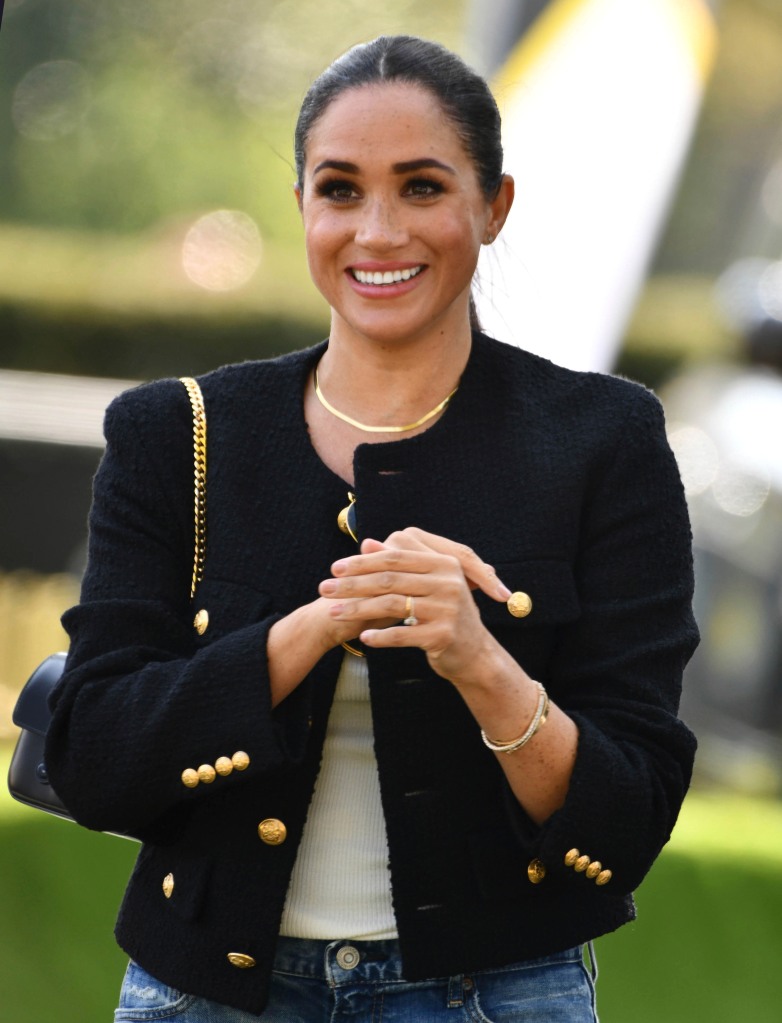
316, 179, 358, 202
405, 178, 443, 198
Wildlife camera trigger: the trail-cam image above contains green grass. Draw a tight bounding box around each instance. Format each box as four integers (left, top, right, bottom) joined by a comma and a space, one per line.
595, 797, 782, 1020
0, 814, 137, 1021
2, 741, 781, 1021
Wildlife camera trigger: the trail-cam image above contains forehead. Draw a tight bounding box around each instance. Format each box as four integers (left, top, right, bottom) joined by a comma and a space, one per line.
305, 82, 469, 168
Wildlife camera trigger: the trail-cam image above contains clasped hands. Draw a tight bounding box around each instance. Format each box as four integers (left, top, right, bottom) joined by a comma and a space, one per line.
318, 527, 511, 684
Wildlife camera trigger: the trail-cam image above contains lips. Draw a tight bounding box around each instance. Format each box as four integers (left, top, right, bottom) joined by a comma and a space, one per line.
350, 265, 424, 286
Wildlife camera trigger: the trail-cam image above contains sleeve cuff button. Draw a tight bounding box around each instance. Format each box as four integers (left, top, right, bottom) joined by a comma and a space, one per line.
527, 858, 546, 884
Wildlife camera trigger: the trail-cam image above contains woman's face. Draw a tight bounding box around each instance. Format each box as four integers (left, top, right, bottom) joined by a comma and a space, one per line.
297, 82, 512, 349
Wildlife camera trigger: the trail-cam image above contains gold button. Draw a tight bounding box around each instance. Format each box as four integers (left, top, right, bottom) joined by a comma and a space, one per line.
215, 756, 234, 777
585, 861, 602, 879
574, 854, 591, 873
227, 952, 256, 969
564, 848, 580, 867
162, 873, 174, 899
181, 768, 199, 788
193, 609, 209, 635
197, 764, 216, 784
507, 592, 533, 618
232, 751, 250, 771
258, 818, 287, 845
596, 869, 613, 886
527, 858, 546, 884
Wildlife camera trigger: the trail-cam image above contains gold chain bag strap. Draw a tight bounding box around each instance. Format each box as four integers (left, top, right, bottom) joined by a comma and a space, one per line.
7, 377, 208, 835
180, 376, 207, 599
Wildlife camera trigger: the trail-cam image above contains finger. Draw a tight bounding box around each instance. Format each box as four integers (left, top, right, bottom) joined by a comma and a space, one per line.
329, 544, 437, 582
359, 537, 387, 555
359, 623, 426, 649
327, 592, 417, 623
384, 528, 511, 602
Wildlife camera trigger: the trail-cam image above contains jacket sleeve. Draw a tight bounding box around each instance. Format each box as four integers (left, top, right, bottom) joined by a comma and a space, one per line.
45, 382, 309, 839
521, 385, 698, 895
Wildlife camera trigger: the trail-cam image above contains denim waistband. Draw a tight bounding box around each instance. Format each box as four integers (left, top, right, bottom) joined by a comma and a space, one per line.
272, 936, 587, 987
273, 936, 406, 983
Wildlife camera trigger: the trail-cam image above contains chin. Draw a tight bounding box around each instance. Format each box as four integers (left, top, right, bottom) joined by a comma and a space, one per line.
336, 302, 469, 348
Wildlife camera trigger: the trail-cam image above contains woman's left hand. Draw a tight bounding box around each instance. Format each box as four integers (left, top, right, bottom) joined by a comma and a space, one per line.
318, 528, 511, 683
320, 528, 579, 825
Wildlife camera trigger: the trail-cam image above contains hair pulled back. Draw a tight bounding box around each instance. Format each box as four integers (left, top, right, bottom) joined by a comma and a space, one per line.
294, 35, 504, 201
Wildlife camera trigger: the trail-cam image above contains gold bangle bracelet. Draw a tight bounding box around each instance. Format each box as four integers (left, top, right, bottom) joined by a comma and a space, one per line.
481, 682, 549, 754
341, 641, 366, 658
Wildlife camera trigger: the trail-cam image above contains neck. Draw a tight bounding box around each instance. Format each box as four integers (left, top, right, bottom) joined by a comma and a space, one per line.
317, 326, 472, 430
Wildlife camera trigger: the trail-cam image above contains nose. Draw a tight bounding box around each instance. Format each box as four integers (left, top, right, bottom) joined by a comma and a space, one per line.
354, 197, 409, 250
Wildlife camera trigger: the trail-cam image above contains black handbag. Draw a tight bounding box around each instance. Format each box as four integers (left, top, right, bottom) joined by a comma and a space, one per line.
8, 652, 70, 819
6, 377, 206, 833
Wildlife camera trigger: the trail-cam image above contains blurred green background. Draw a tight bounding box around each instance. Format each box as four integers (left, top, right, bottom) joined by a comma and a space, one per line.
3, 1, 782, 1020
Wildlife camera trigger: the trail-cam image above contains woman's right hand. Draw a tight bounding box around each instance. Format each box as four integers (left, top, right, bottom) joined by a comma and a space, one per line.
266, 596, 395, 707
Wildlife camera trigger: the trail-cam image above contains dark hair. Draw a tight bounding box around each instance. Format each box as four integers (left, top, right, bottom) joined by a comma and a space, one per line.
294, 35, 504, 202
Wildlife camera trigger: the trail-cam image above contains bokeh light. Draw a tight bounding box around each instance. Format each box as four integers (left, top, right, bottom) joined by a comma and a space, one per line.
181, 209, 263, 291
11, 60, 92, 142
668, 424, 719, 497
758, 260, 782, 322
712, 462, 771, 518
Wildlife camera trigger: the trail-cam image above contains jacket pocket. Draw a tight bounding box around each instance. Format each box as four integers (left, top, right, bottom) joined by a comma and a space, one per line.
135, 846, 213, 923
190, 577, 274, 644
475, 558, 580, 628
468, 826, 536, 902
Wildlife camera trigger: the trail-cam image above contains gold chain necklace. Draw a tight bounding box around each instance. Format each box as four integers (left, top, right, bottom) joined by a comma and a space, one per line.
314, 367, 457, 434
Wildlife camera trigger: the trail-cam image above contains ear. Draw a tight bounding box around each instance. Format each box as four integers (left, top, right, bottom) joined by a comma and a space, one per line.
484, 174, 515, 244
294, 182, 303, 215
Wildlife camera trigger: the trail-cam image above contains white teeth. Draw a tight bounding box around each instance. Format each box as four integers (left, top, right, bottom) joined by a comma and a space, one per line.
353, 266, 423, 285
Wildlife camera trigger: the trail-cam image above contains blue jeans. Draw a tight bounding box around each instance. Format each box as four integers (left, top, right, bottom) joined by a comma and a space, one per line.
115, 937, 599, 1022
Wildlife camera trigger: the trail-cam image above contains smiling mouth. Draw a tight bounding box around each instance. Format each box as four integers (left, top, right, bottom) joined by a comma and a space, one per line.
350, 266, 425, 285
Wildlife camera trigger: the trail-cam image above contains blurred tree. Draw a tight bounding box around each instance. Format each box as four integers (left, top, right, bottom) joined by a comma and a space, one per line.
0, 0, 463, 238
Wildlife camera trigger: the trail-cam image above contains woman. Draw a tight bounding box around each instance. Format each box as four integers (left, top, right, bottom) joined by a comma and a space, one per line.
46, 35, 698, 1022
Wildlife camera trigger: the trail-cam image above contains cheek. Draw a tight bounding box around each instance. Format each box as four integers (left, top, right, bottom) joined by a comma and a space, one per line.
436, 214, 485, 271
303, 214, 350, 268
438, 203, 486, 244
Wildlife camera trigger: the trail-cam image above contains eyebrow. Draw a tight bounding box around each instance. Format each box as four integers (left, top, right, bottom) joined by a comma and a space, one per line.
312, 158, 456, 176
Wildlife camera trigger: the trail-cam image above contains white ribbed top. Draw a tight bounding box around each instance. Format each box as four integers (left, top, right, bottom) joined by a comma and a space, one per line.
279, 652, 397, 939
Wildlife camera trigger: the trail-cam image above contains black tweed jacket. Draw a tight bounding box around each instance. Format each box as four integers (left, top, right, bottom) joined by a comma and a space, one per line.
46, 332, 698, 1014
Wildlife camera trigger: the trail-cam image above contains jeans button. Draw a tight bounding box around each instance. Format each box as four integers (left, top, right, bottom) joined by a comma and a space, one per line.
336, 945, 360, 970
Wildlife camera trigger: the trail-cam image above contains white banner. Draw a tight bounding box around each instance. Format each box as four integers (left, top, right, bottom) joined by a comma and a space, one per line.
473, 0, 717, 372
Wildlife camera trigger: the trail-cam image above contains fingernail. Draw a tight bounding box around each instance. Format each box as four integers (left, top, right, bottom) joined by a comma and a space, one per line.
331, 560, 348, 575
329, 604, 344, 617
321, 579, 337, 594
496, 582, 512, 600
